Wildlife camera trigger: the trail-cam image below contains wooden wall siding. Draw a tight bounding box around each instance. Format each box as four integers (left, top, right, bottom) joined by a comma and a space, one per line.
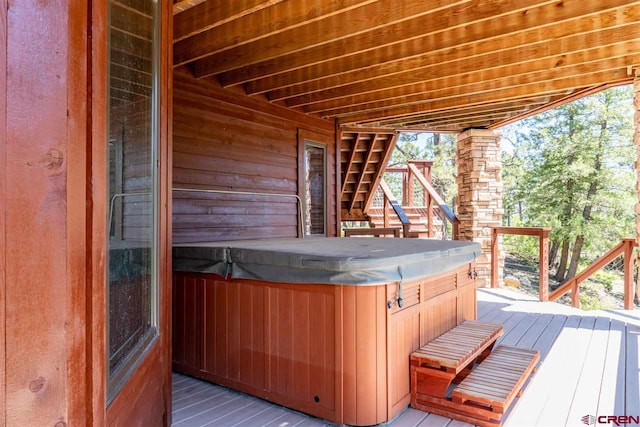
340, 129, 397, 221
172, 69, 336, 242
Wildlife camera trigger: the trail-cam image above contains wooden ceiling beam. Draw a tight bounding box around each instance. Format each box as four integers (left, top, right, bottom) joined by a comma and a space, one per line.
487, 81, 631, 129
263, 18, 640, 100
338, 73, 633, 124
174, 0, 378, 64
282, 34, 640, 107
312, 56, 640, 116
173, 0, 285, 42
390, 104, 550, 129
173, 0, 207, 15
193, 0, 473, 77
219, 0, 636, 86
372, 97, 556, 127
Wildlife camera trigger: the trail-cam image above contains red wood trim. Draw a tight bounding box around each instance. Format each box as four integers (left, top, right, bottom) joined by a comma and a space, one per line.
491, 228, 498, 289
335, 119, 341, 236
298, 128, 334, 236
490, 226, 550, 299
490, 226, 552, 236
90, 0, 109, 424
67, 0, 90, 424
539, 229, 550, 302
549, 239, 637, 304
624, 239, 635, 310
165, 7, 175, 422
0, 0, 6, 421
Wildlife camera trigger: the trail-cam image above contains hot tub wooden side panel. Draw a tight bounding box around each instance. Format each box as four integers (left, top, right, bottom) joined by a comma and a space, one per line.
172, 262, 477, 426
172, 273, 341, 422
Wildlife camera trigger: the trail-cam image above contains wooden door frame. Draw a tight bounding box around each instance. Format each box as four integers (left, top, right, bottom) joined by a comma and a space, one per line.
90, 1, 173, 424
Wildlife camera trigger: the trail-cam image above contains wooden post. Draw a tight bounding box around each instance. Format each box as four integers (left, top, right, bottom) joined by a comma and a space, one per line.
383, 194, 390, 228
570, 279, 580, 308
623, 238, 635, 310
491, 228, 499, 288
427, 195, 434, 238
634, 73, 640, 309
538, 228, 550, 302
407, 168, 414, 206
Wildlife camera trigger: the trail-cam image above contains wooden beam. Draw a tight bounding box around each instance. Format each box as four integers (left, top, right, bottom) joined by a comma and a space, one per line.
488, 81, 630, 129
194, 0, 472, 77
174, 0, 378, 61
283, 37, 640, 107
173, 0, 285, 42
309, 54, 640, 115
248, 4, 640, 96
337, 72, 634, 124
220, 0, 637, 86
173, 0, 206, 15
372, 97, 556, 127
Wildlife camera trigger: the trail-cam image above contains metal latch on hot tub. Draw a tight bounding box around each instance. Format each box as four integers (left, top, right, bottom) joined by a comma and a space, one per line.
387, 282, 404, 310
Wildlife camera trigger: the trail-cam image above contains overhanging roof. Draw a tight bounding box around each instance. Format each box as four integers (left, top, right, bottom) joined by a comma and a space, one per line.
173, 0, 640, 131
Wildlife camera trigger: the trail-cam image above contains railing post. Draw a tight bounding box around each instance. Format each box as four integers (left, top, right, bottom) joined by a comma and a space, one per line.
427, 195, 434, 238
539, 228, 549, 302
571, 279, 580, 308
491, 228, 499, 288
623, 238, 635, 310
383, 194, 390, 228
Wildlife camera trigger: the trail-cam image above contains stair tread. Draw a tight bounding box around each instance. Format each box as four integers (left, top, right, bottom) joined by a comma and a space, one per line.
452, 345, 539, 410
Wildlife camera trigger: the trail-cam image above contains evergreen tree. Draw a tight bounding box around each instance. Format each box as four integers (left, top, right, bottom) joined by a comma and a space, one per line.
502, 86, 634, 282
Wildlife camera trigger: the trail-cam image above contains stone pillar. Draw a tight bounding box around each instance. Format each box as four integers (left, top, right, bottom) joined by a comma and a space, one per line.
456, 129, 503, 287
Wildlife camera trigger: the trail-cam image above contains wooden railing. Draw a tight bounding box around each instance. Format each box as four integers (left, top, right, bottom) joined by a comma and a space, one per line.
548, 238, 637, 310
407, 163, 459, 239
490, 227, 551, 301
379, 179, 412, 237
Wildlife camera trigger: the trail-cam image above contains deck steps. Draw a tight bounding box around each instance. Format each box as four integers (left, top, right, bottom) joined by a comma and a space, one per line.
411, 322, 540, 427
452, 345, 540, 413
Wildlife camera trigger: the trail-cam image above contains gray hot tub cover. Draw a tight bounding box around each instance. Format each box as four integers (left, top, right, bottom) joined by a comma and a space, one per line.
173, 237, 481, 286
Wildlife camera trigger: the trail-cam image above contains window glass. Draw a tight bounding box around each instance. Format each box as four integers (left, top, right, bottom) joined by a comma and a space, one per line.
304, 144, 326, 235
106, 0, 159, 401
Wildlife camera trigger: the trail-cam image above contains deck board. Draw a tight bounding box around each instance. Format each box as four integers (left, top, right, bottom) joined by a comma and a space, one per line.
172, 288, 639, 427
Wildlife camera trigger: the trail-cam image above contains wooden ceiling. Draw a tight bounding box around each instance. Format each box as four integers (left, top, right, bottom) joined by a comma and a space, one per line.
173, 0, 640, 132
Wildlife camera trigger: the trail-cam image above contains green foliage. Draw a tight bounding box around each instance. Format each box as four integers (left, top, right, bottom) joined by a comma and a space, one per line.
502, 86, 635, 268
387, 132, 457, 204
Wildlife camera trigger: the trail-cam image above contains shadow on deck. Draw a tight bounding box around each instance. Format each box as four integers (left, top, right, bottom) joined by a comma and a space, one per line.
172, 288, 640, 427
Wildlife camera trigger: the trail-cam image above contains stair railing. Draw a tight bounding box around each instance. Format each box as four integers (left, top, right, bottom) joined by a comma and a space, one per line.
548, 238, 637, 310
407, 163, 459, 239
378, 179, 412, 237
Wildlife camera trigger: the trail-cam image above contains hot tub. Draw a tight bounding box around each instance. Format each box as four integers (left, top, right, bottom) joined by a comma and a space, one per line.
172, 238, 481, 425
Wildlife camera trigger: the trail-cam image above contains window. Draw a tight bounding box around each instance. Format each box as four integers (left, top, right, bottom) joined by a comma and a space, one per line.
303, 142, 327, 236
106, 0, 160, 402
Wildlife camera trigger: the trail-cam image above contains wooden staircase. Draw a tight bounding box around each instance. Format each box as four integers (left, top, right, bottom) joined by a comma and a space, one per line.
340, 128, 398, 221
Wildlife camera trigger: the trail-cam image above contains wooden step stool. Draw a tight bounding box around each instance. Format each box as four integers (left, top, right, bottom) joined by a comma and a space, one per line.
451, 346, 540, 421
411, 321, 503, 400
410, 322, 539, 427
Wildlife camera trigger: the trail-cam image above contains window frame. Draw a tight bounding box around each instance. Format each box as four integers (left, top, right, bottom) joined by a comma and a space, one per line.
105, 0, 161, 404
298, 130, 329, 237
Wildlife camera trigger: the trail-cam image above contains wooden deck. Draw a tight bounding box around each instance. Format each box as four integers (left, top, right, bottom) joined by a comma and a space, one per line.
172, 288, 640, 427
